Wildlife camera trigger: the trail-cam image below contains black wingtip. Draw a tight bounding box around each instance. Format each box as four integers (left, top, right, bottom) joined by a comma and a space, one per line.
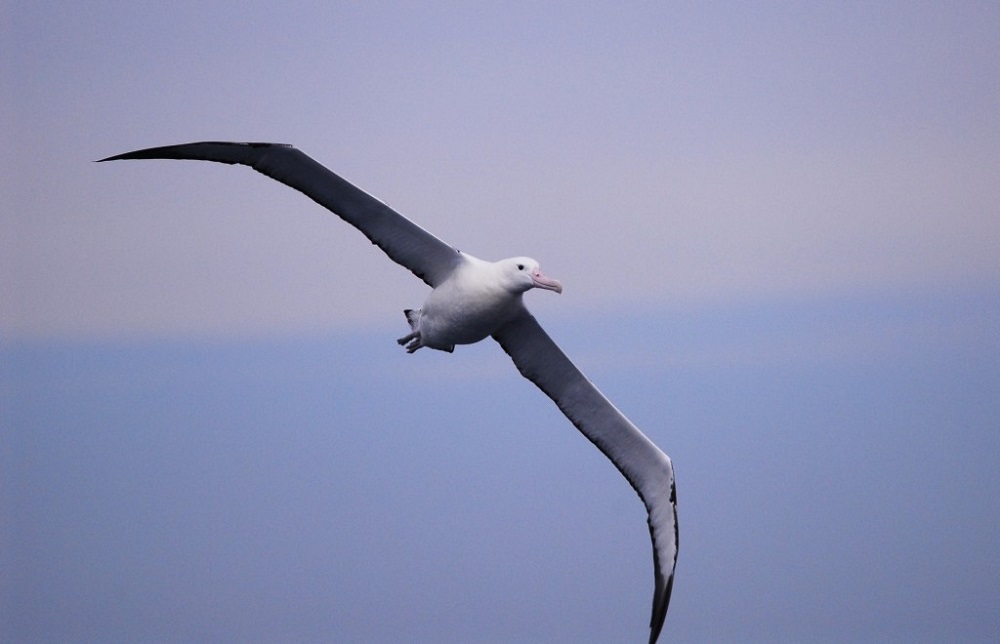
95, 152, 130, 163
95, 141, 295, 164
646, 478, 678, 644
648, 572, 675, 644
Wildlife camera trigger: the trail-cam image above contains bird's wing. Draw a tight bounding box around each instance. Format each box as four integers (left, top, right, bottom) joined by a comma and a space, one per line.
492, 307, 678, 644
99, 142, 462, 287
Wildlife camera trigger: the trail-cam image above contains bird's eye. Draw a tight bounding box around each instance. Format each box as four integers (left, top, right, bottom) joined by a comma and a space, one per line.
517, 264, 524, 271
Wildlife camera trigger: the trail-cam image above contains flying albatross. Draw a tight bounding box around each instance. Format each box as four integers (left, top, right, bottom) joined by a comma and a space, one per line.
99, 142, 678, 643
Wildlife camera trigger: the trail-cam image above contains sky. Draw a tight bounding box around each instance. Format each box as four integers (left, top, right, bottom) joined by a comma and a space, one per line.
3, 2, 999, 642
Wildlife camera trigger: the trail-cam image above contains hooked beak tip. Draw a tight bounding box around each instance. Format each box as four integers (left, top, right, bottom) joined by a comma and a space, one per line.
532, 271, 563, 294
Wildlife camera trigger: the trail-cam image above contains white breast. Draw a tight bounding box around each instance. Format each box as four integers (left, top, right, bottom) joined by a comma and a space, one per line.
417, 256, 524, 348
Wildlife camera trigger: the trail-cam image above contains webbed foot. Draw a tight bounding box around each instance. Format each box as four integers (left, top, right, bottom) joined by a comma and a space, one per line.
397, 331, 422, 352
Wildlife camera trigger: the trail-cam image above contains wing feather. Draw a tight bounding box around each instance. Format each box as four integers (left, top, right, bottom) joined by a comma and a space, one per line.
493, 307, 678, 644
99, 142, 461, 287
101, 142, 678, 641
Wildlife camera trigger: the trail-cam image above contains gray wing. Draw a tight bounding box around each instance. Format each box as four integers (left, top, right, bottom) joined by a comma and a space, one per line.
99, 142, 461, 287
492, 307, 678, 644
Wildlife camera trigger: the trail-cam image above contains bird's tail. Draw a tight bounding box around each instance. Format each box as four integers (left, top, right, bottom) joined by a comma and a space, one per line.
403, 309, 420, 331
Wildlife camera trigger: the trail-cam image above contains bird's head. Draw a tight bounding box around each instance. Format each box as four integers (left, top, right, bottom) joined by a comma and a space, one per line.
498, 257, 563, 295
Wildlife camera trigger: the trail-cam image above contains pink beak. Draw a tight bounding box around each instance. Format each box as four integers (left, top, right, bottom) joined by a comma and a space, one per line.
531, 269, 563, 294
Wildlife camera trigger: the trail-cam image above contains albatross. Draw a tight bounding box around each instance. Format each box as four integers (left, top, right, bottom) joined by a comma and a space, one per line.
99, 142, 678, 643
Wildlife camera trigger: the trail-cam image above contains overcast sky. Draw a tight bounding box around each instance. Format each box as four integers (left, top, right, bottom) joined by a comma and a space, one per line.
3, 3, 999, 642
4, 1, 998, 339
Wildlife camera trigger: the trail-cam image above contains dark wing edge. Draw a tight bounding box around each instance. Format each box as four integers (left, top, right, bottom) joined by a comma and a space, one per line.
98, 142, 461, 287
492, 307, 678, 644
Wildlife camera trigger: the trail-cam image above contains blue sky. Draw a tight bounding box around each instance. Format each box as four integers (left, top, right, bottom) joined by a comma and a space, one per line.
3, 2, 999, 641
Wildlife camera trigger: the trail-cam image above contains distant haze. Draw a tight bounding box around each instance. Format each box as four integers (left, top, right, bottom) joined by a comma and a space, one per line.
4, 2, 998, 340
4, 3, 999, 642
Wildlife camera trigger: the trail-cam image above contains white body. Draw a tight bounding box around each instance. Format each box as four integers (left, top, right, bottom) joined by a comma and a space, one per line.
399, 254, 562, 352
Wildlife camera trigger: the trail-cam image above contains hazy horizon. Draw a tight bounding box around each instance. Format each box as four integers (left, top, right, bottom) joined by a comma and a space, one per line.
4, 3, 999, 641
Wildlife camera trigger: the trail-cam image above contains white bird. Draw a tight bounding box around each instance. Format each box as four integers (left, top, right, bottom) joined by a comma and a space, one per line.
99, 142, 678, 643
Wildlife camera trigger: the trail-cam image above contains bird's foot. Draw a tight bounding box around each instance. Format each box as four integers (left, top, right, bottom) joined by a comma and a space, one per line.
397, 331, 422, 352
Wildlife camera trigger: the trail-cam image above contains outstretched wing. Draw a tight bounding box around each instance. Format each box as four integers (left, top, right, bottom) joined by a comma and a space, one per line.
493, 307, 678, 644
99, 142, 462, 287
